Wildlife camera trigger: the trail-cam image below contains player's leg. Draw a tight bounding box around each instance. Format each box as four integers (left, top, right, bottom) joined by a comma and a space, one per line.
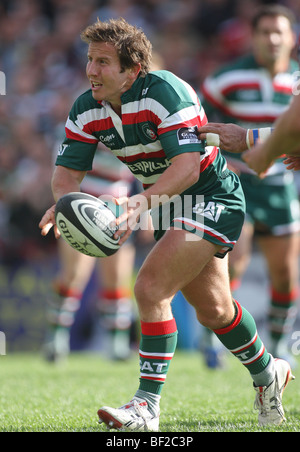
96, 241, 136, 360
182, 254, 295, 427
44, 239, 96, 362
98, 226, 294, 430
183, 255, 273, 384
98, 229, 222, 431
200, 221, 255, 368
257, 232, 299, 363
228, 221, 255, 290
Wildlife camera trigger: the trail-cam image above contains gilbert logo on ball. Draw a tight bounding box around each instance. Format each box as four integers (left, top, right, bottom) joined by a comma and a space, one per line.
55, 193, 122, 257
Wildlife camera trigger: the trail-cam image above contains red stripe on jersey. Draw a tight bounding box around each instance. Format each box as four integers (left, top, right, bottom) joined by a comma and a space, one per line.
159, 116, 206, 135
122, 110, 161, 126
202, 87, 278, 122
272, 83, 293, 95
82, 117, 114, 134
65, 127, 98, 144
200, 146, 218, 172
221, 82, 260, 96
141, 146, 218, 190
118, 149, 166, 163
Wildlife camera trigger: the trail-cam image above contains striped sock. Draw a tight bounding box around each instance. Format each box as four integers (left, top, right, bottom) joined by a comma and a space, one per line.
136, 319, 177, 414
269, 287, 299, 342
214, 301, 273, 385
49, 283, 82, 328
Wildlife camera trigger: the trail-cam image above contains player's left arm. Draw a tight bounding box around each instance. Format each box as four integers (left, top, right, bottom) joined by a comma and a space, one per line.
114, 152, 201, 245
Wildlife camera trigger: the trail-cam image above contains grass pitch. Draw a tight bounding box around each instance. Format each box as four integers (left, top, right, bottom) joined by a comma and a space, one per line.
0, 351, 299, 432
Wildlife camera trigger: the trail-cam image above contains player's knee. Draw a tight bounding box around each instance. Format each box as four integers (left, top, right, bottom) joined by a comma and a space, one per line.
196, 304, 234, 330
134, 272, 156, 306
134, 270, 171, 310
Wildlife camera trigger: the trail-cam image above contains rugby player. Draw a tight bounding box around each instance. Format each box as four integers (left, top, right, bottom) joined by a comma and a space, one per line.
44, 144, 137, 362
39, 18, 294, 431
200, 4, 300, 366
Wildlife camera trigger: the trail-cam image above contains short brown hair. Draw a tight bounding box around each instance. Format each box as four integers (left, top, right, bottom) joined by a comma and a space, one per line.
252, 4, 296, 30
81, 18, 152, 77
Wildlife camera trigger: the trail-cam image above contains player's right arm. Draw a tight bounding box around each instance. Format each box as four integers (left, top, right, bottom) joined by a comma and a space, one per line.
40, 92, 99, 238
39, 166, 86, 238
51, 166, 86, 202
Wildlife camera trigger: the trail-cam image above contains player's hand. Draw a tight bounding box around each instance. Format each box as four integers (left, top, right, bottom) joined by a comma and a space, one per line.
242, 143, 273, 178
113, 194, 147, 246
39, 205, 61, 239
197, 123, 247, 153
283, 155, 300, 171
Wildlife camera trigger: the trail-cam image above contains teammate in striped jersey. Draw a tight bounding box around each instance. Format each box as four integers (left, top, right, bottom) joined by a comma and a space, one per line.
39, 18, 294, 430
201, 4, 300, 368
44, 143, 138, 363
244, 94, 300, 174
198, 33, 300, 175
197, 93, 300, 175
245, 33, 300, 173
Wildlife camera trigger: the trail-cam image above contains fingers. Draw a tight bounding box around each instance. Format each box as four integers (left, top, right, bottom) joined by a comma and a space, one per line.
206, 133, 220, 147
284, 157, 300, 171
197, 124, 220, 141
117, 228, 133, 246
39, 205, 60, 238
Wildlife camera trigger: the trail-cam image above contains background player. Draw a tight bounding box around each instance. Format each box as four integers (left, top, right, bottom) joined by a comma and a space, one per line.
201, 4, 300, 366
44, 144, 138, 362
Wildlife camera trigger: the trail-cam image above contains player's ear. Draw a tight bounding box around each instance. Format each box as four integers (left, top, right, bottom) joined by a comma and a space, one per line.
129, 63, 141, 79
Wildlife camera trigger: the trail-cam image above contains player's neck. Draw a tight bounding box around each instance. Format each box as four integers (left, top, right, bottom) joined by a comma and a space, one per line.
256, 55, 290, 77
110, 103, 122, 117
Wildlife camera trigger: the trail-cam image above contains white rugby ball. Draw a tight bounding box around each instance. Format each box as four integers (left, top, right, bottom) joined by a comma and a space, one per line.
55, 192, 122, 257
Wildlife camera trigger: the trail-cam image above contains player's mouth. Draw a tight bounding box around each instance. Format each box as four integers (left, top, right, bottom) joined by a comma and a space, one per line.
90, 81, 103, 90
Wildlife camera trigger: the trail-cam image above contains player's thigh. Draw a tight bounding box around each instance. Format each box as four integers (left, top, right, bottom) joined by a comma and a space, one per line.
182, 255, 235, 329
134, 228, 221, 304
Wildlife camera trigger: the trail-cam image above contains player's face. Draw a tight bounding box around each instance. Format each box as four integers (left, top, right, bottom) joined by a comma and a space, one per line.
86, 42, 139, 108
253, 15, 295, 65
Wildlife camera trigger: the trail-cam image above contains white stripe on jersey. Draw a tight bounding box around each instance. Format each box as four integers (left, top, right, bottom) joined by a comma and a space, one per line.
75, 107, 111, 127
112, 141, 162, 159
122, 98, 169, 122
159, 105, 205, 130
65, 117, 96, 141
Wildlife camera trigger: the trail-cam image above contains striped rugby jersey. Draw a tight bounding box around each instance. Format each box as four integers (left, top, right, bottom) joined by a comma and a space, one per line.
202, 54, 299, 175
56, 70, 218, 189
80, 145, 135, 199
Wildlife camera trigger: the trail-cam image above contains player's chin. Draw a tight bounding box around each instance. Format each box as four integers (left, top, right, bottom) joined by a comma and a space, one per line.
90, 90, 103, 101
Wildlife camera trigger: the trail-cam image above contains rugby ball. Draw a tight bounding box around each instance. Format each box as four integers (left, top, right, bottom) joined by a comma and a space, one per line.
55, 192, 122, 257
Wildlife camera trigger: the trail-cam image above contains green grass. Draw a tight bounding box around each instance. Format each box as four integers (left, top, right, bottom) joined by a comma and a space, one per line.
0, 351, 299, 432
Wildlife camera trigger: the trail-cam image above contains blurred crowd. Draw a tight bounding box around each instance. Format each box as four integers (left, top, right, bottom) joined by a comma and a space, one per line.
1, 0, 300, 263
